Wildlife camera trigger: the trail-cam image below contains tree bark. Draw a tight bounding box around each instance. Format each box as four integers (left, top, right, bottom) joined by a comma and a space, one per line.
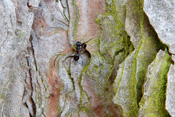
0, 0, 174, 117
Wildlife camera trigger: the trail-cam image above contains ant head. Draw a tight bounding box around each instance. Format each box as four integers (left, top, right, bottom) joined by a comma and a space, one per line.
74, 53, 79, 61
76, 41, 82, 47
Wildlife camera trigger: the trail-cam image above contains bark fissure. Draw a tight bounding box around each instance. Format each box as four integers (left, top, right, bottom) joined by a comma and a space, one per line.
25, 57, 36, 117
29, 35, 38, 71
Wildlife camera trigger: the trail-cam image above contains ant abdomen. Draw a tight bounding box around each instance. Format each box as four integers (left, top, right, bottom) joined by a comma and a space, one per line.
74, 53, 79, 61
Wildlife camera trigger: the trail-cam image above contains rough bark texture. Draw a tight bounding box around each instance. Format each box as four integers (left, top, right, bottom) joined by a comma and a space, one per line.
0, 0, 174, 117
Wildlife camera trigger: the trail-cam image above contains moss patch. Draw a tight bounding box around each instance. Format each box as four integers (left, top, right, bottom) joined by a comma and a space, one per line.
139, 50, 171, 117
96, 0, 133, 63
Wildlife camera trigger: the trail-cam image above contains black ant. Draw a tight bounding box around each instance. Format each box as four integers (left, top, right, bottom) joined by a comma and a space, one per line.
63, 36, 97, 63
74, 41, 87, 61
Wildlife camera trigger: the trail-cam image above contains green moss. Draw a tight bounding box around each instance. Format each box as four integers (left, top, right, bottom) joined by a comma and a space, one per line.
57, 105, 62, 116
96, 3, 136, 115
139, 51, 171, 117
104, 64, 114, 81
96, 0, 134, 61
76, 55, 92, 109
105, 0, 123, 28
116, 0, 145, 114
126, 55, 139, 117
112, 0, 168, 116
125, 0, 164, 108
113, 61, 125, 93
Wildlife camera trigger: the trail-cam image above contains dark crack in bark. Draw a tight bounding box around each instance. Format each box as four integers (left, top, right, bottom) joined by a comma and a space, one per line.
22, 34, 39, 117
25, 57, 36, 117
29, 35, 38, 71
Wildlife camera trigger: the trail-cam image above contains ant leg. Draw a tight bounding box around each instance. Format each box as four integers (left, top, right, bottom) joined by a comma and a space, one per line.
62, 53, 77, 71
63, 55, 73, 63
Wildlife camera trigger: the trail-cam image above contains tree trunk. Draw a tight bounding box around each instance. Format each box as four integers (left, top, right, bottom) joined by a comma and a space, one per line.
0, 0, 174, 117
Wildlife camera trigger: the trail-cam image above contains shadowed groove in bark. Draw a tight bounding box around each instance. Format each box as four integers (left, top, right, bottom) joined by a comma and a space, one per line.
29, 34, 38, 71
25, 57, 36, 117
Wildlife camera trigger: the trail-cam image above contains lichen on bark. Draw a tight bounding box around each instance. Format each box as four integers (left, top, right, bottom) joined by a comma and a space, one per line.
138, 50, 171, 117
0, 0, 174, 116
112, 0, 170, 116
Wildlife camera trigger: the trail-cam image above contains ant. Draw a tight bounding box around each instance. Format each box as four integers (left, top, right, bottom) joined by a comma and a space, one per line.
63, 36, 96, 63
74, 41, 87, 61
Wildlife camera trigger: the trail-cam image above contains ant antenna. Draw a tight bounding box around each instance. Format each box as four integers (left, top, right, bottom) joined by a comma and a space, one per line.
80, 36, 98, 44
